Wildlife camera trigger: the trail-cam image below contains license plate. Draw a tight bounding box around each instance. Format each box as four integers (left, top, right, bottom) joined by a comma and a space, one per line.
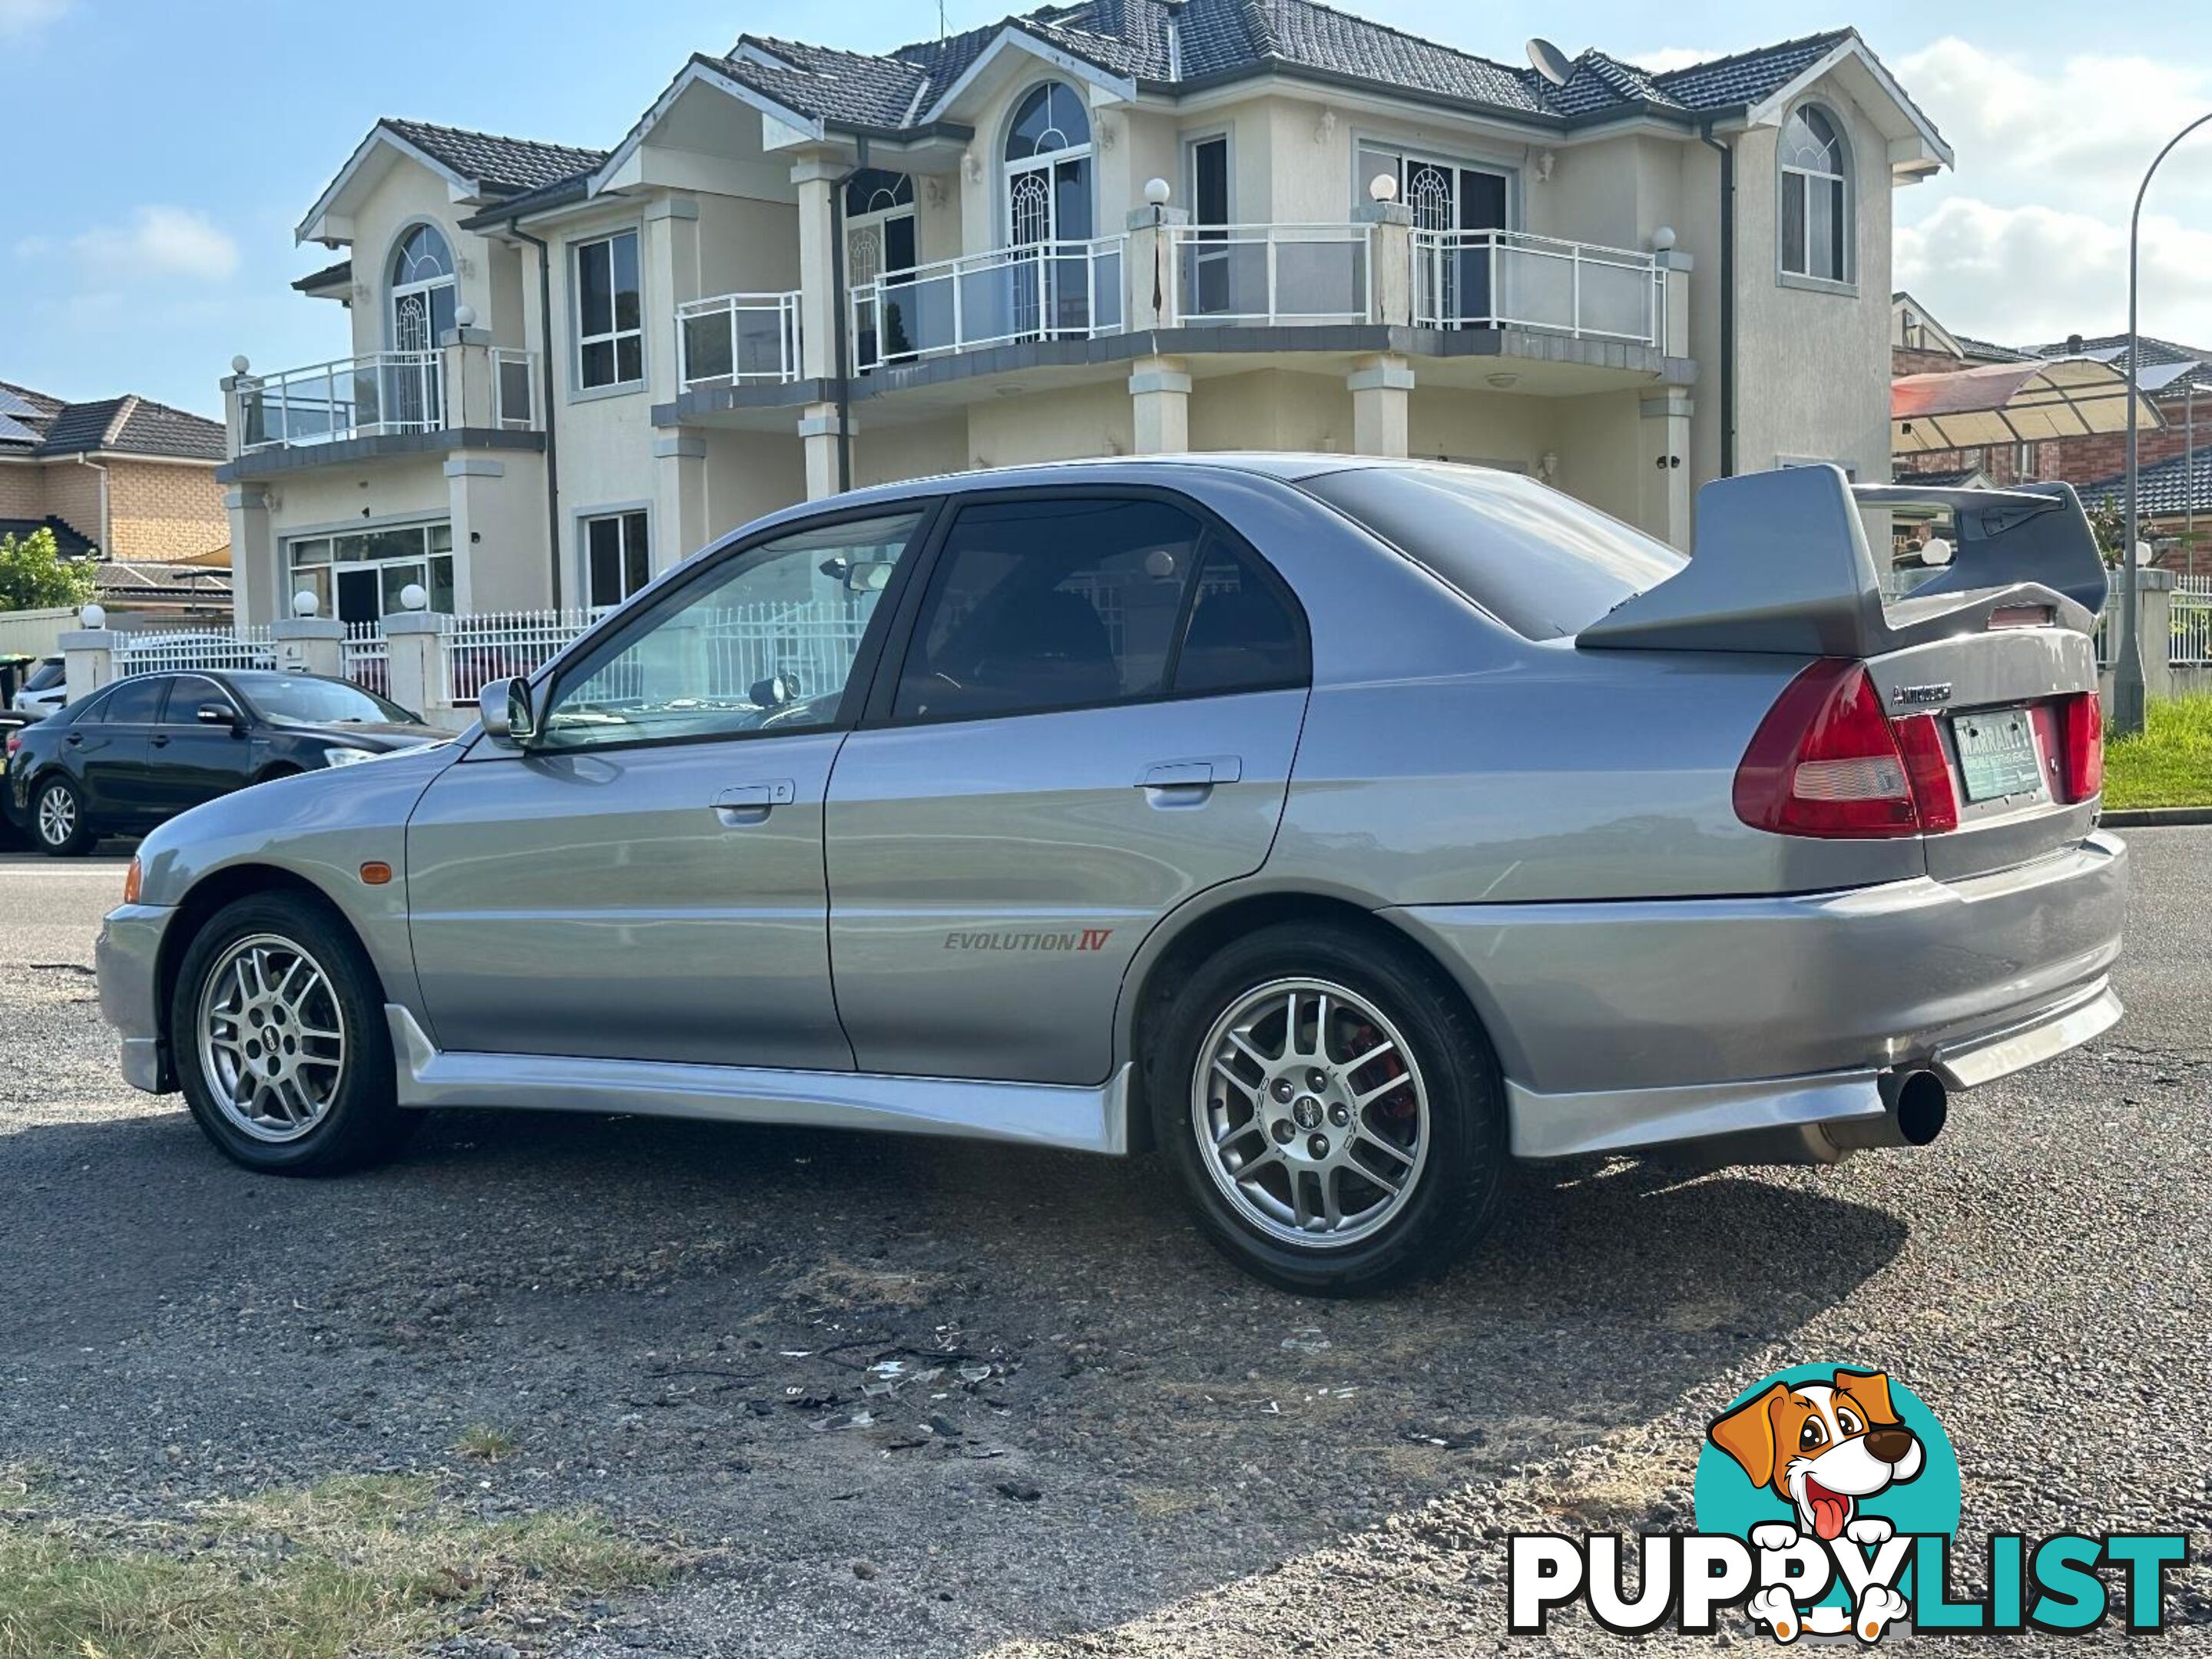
1952, 707, 2045, 803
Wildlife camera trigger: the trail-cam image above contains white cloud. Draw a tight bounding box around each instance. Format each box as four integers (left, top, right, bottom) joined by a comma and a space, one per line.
62, 207, 240, 284
1614, 46, 1725, 75
1895, 197, 2212, 351
0, 0, 71, 38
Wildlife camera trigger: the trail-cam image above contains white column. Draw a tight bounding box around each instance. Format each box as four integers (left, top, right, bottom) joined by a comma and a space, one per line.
382, 610, 450, 726
1655, 243, 1694, 358
791, 157, 846, 383
270, 617, 346, 677
1129, 355, 1191, 454
1124, 204, 1190, 330
1347, 353, 1413, 458
654, 432, 710, 567
58, 625, 117, 707
226, 485, 276, 628
798, 404, 850, 501
1640, 389, 1695, 550
644, 196, 702, 399
1357, 200, 1413, 326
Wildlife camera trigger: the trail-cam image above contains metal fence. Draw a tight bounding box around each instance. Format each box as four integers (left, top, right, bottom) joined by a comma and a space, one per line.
113, 626, 276, 677
440, 610, 596, 705
1169, 224, 1372, 326
2174, 575, 2212, 667
1411, 229, 1665, 347
342, 621, 390, 698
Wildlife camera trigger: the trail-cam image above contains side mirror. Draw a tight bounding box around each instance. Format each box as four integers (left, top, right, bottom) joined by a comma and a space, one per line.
478, 677, 538, 747
197, 701, 240, 731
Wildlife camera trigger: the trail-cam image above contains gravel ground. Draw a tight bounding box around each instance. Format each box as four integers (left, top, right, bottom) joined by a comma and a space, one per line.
0, 833, 2206, 1655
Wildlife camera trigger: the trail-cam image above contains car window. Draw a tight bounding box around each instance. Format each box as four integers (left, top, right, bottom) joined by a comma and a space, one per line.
235, 675, 411, 727
97, 677, 167, 724
164, 675, 237, 725
541, 511, 924, 751
24, 658, 65, 693
893, 498, 1207, 722
1300, 463, 1687, 641
1174, 548, 1307, 695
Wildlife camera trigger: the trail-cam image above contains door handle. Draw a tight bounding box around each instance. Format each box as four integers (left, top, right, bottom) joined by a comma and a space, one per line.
151, 735, 171, 748
711, 780, 796, 823
1137, 757, 1241, 801
64, 733, 82, 747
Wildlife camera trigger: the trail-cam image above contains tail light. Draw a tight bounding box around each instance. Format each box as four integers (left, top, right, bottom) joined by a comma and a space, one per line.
2057, 691, 2102, 803
1734, 660, 1959, 838
3, 730, 19, 759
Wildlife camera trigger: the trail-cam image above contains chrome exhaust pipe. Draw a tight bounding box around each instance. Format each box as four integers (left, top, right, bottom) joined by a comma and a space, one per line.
1827, 1069, 1949, 1150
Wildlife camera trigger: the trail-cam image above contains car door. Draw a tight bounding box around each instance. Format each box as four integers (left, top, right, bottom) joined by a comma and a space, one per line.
825, 491, 1311, 1084
70, 674, 166, 825
404, 507, 932, 1070
144, 674, 256, 817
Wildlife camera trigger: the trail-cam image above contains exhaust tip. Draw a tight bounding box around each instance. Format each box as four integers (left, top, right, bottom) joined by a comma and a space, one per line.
1892, 1070, 1948, 1147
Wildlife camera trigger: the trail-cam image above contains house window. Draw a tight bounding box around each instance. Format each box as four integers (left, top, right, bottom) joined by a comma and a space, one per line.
847, 171, 918, 366
1780, 104, 1850, 284
1003, 83, 1093, 336
286, 522, 455, 624
2015, 441, 2038, 479
584, 510, 651, 610
575, 230, 643, 390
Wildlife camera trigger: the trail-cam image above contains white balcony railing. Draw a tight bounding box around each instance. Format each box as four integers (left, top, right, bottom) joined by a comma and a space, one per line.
1412, 230, 1666, 349
237, 347, 540, 452
677, 290, 803, 391
1169, 224, 1373, 326
851, 238, 1124, 372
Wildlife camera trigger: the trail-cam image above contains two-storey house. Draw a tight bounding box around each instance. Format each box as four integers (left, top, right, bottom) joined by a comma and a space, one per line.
217, 2, 1950, 628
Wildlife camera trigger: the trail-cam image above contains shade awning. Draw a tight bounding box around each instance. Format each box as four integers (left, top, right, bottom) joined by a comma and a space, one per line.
1892, 357, 2164, 453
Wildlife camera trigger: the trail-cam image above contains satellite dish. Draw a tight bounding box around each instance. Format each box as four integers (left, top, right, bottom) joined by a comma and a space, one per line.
1527, 38, 1575, 87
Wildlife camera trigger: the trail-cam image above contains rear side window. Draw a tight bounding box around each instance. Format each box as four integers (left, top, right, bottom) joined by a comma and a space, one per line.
1302, 463, 1685, 641
24, 658, 64, 692
96, 677, 167, 724
1177, 548, 1306, 694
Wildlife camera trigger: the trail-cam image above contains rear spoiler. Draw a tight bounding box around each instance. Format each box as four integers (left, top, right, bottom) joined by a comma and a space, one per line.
1578, 464, 2108, 656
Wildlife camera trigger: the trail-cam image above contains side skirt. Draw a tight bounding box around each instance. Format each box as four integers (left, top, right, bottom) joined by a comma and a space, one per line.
385, 1006, 1131, 1155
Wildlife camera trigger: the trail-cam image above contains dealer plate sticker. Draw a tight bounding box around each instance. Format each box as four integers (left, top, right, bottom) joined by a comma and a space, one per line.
1952, 707, 2044, 803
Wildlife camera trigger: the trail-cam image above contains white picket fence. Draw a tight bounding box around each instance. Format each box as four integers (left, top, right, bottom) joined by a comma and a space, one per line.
2174, 575, 2212, 667
441, 609, 601, 706
342, 620, 389, 698
113, 625, 276, 677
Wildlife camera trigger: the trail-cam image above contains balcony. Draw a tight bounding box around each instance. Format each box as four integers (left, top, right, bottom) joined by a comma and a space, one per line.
1168, 224, 1373, 326
230, 346, 539, 458
1412, 230, 1667, 350
850, 238, 1124, 372
677, 291, 803, 392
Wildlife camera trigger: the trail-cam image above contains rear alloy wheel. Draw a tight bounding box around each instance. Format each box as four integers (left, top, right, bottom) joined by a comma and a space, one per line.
32, 776, 92, 856
171, 892, 412, 1175
1154, 922, 1506, 1295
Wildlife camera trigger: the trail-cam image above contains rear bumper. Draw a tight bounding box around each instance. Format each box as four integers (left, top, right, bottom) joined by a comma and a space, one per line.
1389, 831, 2128, 1159
96, 902, 178, 1094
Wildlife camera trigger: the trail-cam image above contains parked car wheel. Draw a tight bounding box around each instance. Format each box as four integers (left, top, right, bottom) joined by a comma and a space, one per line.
31, 774, 94, 857
1151, 922, 1507, 1295
169, 893, 413, 1175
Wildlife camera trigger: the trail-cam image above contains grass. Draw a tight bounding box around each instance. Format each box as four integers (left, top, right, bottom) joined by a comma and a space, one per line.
452, 1425, 522, 1463
0, 1475, 667, 1659
2104, 694, 2212, 810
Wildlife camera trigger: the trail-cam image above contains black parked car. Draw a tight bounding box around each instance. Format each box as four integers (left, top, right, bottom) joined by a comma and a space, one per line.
5, 670, 445, 856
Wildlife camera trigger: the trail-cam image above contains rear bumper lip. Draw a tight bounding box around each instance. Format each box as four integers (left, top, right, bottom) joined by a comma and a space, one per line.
1390, 831, 2128, 1160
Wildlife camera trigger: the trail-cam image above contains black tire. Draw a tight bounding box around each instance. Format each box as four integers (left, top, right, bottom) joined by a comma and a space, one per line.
169, 891, 414, 1175
29, 773, 94, 857
1149, 920, 1507, 1296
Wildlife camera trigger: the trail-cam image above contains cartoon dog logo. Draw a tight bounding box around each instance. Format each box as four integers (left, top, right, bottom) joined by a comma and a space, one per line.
1708, 1369, 1926, 1641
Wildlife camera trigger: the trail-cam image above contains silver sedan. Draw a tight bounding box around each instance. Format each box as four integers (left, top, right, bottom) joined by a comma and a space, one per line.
95, 456, 2125, 1293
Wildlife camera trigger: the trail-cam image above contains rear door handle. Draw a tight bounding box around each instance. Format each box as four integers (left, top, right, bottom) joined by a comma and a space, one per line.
711, 780, 796, 823
151, 735, 171, 748
1137, 756, 1242, 796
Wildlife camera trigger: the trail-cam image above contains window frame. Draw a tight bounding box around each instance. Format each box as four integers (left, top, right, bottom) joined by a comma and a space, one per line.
1777, 101, 1853, 291
579, 505, 654, 611
862, 482, 1312, 733
159, 674, 243, 727
496, 498, 951, 763
571, 227, 646, 396
94, 675, 170, 726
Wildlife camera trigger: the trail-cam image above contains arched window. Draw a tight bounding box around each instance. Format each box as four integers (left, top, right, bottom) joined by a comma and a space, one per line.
387, 222, 457, 351
1780, 104, 1850, 284
1002, 81, 1093, 249
1005, 81, 1090, 164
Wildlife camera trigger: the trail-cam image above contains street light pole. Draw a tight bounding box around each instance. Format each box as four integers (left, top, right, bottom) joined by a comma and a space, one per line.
2118, 109, 2212, 737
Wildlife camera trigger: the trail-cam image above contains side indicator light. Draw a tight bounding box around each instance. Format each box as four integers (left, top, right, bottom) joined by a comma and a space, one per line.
123, 857, 142, 904
359, 861, 393, 886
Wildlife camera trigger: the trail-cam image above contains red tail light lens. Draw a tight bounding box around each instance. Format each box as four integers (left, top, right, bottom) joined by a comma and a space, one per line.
3, 731, 19, 759
2058, 691, 2103, 803
1734, 660, 1958, 838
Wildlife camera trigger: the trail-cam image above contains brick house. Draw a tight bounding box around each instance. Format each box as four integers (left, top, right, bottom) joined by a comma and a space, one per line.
0, 382, 229, 571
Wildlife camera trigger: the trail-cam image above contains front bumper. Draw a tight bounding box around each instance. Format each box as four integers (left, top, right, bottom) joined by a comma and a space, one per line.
1390, 831, 2128, 1160
96, 901, 180, 1094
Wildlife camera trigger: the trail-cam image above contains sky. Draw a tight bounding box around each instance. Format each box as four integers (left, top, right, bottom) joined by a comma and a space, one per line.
2, 0, 2207, 416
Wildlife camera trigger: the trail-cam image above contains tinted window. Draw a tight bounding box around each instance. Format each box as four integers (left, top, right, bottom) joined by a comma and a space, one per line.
24, 658, 65, 692
235, 676, 415, 727
1301, 464, 1686, 641
164, 675, 237, 724
98, 677, 167, 724
1174, 549, 1306, 694
894, 498, 1207, 722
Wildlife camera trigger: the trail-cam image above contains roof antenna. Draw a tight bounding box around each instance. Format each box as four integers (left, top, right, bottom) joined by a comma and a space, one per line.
1526, 38, 1574, 87
939, 0, 948, 39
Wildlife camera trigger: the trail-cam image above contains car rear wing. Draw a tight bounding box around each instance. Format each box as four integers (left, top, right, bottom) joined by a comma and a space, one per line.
1578, 464, 2109, 656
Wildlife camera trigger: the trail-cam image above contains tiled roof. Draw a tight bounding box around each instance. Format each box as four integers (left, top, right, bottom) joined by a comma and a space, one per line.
95, 560, 234, 599
2078, 448, 2212, 520
0, 384, 224, 461
710, 3, 1880, 135
2031, 333, 2212, 398
0, 516, 99, 558
381, 119, 607, 196
293, 257, 352, 293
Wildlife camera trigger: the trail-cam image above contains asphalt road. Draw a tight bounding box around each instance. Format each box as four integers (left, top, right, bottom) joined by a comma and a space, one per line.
0, 834, 2206, 1655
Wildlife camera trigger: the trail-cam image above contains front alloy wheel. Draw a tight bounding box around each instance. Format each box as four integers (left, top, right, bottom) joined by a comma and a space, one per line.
1154, 921, 1506, 1295
196, 933, 348, 1142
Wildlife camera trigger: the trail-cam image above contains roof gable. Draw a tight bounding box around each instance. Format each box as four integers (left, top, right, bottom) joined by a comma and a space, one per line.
297, 119, 606, 245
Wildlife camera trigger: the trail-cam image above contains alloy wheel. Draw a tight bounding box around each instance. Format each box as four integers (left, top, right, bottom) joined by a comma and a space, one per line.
1190, 977, 1430, 1248
195, 933, 348, 1143
36, 784, 75, 847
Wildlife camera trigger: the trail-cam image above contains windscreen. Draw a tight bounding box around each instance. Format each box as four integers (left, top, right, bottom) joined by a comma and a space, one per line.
23, 658, 65, 691
1302, 464, 1687, 641
237, 675, 415, 727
